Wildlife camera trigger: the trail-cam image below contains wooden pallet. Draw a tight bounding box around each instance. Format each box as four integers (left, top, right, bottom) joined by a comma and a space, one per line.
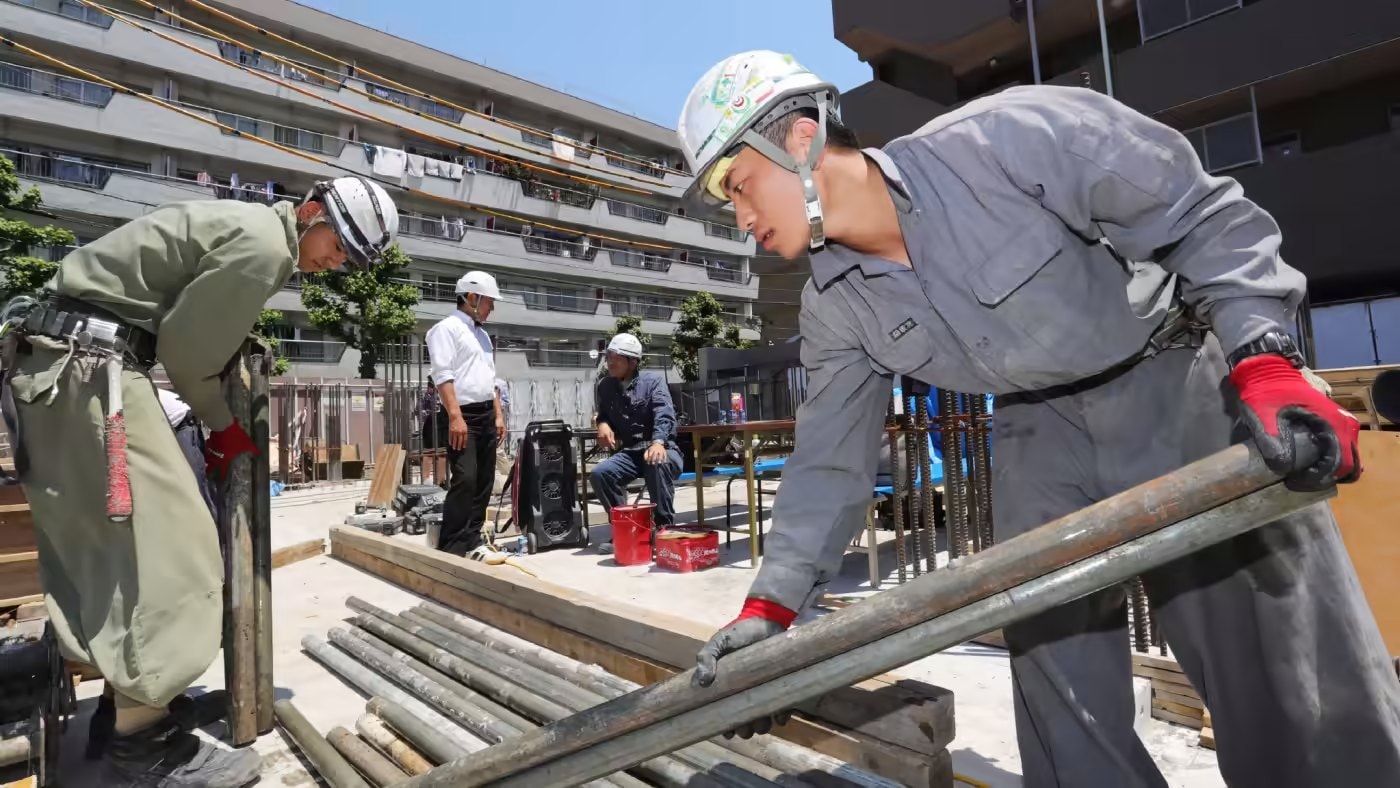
0, 472, 39, 609
1131, 652, 1210, 734
1200, 709, 1216, 750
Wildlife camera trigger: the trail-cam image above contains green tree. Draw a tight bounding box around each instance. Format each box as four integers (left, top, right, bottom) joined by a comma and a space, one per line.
299, 245, 419, 379
0, 156, 75, 302
252, 309, 292, 376
670, 292, 752, 383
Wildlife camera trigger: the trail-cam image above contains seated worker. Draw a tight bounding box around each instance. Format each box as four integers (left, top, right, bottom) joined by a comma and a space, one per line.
590, 333, 682, 554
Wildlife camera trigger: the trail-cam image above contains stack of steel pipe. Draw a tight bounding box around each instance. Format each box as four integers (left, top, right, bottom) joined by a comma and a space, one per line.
298, 594, 900, 787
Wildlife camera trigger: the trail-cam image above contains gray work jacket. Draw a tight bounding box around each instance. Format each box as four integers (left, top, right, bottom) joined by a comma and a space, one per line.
754, 85, 1306, 613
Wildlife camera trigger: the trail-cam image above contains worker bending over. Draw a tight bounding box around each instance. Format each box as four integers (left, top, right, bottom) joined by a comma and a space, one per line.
4, 176, 398, 787
678, 52, 1400, 787
591, 333, 682, 554
426, 271, 506, 562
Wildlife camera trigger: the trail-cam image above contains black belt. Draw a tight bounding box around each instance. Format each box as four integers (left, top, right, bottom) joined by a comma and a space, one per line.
448, 402, 494, 414
21, 294, 157, 368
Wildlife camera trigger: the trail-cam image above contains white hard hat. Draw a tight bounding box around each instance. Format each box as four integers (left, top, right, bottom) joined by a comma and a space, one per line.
606, 333, 643, 359
677, 50, 838, 249
308, 177, 398, 268
455, 270, 501, 300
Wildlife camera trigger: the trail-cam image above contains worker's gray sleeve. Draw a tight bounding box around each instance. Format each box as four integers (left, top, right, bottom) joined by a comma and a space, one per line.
947, 87, 1305, 355
648, 377, 676, 444
749, 288, 891, 613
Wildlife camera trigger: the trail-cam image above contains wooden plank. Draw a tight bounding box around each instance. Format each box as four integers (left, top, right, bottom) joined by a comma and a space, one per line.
1152, 708, 1203, 730
1152, 698, 1203, 720
1133, 665, 1193, 687
271, 538, 325, 570
0, 552, 36, 565
0, 563, 42, 603
1330, 431, 1400, 654
970, 629, 1006, 649
1149, 678, 1200, 699
1199, 727, 1216, 749
367, 446, 405, 507
331, 528, 956, 756
1153, 687, 1204, 710
0, 485, 27, 507
0, 594, 42, 608
1130, 652, 1183, 674
330, 542, 948, 783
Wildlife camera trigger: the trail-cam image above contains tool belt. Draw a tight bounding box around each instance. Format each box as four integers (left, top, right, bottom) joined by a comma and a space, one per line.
19, 294, 157, 368
1137, 297, 1208, 362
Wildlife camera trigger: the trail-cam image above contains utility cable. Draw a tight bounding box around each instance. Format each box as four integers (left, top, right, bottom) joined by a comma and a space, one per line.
177, 0, 688, 178
87, 0, 669, 195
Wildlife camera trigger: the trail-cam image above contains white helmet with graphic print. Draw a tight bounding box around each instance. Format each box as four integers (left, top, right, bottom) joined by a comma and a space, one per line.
308, 176, 399, 269
677, 51, 839, 250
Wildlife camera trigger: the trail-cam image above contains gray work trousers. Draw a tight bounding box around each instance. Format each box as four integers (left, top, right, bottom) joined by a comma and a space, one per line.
994, 336, 1400, 787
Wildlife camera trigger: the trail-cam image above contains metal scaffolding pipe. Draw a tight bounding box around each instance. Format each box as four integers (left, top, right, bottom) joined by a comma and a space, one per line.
357, 714, 433, 777
328, 627, 522, 744
368, 697, 471, 765
401, 457, 1327, 787
273, 699, 371, 788
221, 345, 258, 746
328, 725, 409, 787
340, 625, 535, 734
301, 634, 483, 753
411, 602, 898, 788
351, 605, 735, 788
250, 349, 275, 734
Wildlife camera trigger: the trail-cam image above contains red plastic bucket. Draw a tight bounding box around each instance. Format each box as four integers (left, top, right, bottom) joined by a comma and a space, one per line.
610, 503, 655, 566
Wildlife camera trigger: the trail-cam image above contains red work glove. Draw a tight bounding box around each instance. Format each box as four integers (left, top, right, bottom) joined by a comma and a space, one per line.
694, 598, 798, 738
204, 422, 258, 479
1231, 354, 1361, 491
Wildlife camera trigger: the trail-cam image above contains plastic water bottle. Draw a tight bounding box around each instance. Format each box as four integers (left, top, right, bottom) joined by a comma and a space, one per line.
516, 535, 528, 554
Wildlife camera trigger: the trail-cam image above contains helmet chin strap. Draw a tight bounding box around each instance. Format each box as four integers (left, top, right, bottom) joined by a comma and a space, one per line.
739, 96, 831, 251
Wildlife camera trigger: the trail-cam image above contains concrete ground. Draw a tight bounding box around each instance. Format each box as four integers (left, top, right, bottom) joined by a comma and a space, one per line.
37, 475, 1224, 787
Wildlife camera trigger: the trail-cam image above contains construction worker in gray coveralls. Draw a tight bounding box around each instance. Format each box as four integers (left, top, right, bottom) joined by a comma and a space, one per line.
679, 51, 1400, 787
3, 176, 398, 787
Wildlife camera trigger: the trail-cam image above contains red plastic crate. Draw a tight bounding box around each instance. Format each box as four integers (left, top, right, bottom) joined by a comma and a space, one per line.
653, 529, 720, 572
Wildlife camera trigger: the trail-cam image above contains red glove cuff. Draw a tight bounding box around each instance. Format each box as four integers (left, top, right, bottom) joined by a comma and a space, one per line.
1228, 353, 1298, 390
736, 598, 797, 629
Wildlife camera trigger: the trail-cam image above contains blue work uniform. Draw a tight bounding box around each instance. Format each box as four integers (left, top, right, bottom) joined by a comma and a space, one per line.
591, 371, 683, 528
759, 86, 1400, 787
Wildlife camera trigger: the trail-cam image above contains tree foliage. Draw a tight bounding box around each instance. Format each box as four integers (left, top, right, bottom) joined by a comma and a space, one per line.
0, 156, 75, 302
670, 292, 752, 383
299, 245, 419, 379
252, 309, 292, 376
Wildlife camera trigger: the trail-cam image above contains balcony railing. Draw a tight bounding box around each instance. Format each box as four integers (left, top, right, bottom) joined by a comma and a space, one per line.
609, 249, 673, 272
705, 222, 746, 242
611, 301, 675, 321
363, 79, 462, 122
216, 42, 347, 90
523, 234, 599, 261
607, 200, 667, 224
2, 146, 147, 189
278, 339, 348, 363
521, 179, 597, 209
208, 108, 340, 155
399, 214, 470, 241
605, 154, 666, 178
0, 60, 114, 107
4, 0, 113, 27
689, 257, 748, 284
516, 290, 599, 315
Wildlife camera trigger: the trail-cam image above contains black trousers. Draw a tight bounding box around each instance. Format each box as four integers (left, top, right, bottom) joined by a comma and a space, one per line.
438, 402, 497, 556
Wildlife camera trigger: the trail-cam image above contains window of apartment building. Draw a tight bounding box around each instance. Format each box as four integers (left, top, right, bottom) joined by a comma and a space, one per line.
1183, 111, 1260, 173
56, 0, 109, 26
273, 125, 327, 154
1138, 0, 1241, 41
1310, 297, 1400, 368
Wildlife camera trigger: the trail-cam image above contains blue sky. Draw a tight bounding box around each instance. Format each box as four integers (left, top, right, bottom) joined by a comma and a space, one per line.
299, 0, 871, 129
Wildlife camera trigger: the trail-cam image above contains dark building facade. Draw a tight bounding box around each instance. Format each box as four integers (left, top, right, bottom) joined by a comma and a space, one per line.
831, 0, 1400, 368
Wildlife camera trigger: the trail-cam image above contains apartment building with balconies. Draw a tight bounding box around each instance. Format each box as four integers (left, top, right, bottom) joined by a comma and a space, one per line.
0, 0, 760, 378
831, 0, 1400, 369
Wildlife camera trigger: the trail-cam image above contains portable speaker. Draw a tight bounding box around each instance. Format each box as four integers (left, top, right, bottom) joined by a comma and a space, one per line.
513, 420, 587, 553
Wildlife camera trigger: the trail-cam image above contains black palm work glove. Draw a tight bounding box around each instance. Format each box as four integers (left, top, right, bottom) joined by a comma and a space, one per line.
694, 598, 797, 739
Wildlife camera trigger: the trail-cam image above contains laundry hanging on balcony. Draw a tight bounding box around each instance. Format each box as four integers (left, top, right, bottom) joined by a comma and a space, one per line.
551, 131, 577, 162
406, 153, 426, 177
371, 145, 407, 178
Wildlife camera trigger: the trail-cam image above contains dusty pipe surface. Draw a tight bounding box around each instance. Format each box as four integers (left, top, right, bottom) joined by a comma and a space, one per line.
328, 725, 409, 786
357, 714, 433, 776
273, 699, 370, 788
367, 697, 471, 764
412, 602, 893, 788
403, 472, 1326, 787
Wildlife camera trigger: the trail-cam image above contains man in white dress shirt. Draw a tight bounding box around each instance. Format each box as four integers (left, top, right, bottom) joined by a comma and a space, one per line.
425, 271, 506, 559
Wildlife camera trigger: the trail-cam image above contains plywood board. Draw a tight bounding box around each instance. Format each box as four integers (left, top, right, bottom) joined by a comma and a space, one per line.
1330, 430, 1400, 655
271, 538, 325, 570
367, 445, 405, 507
330, 529, 956, 760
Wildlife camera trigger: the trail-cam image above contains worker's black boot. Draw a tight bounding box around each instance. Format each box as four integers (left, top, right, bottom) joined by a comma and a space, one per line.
102, 716, 261, 787
87, 691, 231, 760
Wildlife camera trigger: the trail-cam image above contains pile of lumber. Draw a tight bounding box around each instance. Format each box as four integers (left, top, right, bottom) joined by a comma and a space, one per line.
0, 473, 38, 611
1131, 652, 1211, 743
330, 527, 957, 787
291, 595, 918, 787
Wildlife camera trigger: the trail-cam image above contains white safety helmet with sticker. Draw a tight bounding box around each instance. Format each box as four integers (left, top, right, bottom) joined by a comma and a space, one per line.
605, 333, 643, 360
308, 176, 399, 269
454, 270, 502, 301
677, 50, 839, 250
